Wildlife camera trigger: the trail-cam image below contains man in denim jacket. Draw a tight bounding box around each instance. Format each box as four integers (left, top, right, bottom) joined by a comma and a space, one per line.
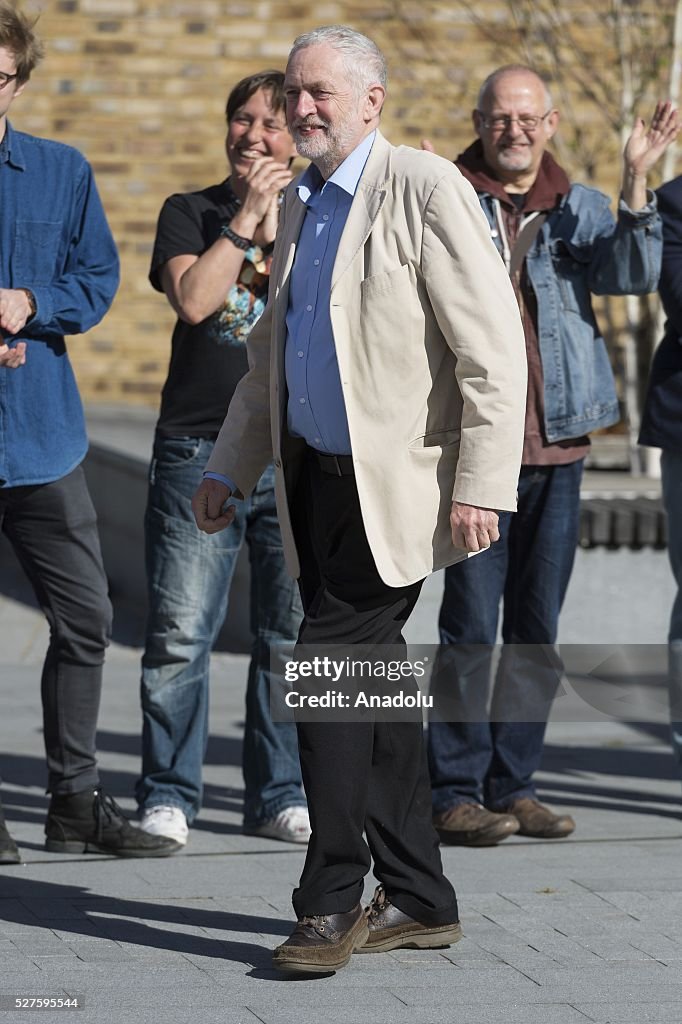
0, 3, 177, 863
426, 64, 678, 846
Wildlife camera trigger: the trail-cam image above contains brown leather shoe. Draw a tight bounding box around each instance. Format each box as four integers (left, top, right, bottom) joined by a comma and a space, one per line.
433, 802, 520, 846
272, 903, 368, 974
358, 885, 462, 954
504, 798, 575, 839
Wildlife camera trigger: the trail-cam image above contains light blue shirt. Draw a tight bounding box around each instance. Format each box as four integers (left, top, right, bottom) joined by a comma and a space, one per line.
284, 131, 375, 455
204, 131, 375, 492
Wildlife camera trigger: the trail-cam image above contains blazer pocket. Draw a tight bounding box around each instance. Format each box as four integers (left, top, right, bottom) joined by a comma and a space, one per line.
361, 262, 413, 300
408, 428, 461, 450
360, 264, 421, 357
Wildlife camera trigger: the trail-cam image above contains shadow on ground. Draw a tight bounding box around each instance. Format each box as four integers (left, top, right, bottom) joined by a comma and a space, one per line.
0, 874, 291, 965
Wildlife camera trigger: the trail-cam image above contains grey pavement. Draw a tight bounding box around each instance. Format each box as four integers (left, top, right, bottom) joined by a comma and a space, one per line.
1, 405, 681, 1022
1, 580, 682, 1024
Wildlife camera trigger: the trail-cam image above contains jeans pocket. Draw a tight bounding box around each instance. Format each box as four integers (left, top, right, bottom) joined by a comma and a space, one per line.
153, 437, 209, 469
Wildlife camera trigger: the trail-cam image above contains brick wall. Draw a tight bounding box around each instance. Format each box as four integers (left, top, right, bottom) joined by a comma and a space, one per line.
12, 0, 677, 406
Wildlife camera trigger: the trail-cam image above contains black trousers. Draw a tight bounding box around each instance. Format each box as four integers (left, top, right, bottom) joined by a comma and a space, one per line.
0, 466, 112, 794
291, 453, 457, 925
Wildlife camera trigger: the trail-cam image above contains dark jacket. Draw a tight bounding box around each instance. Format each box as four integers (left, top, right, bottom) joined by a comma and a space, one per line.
640, 174, 682, 453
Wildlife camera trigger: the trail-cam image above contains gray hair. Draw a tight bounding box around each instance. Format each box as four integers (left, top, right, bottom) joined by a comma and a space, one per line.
477, 64, 552, 110
289, 25, 387, 92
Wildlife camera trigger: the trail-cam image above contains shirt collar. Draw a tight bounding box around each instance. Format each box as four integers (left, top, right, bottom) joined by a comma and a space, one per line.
296, 130, 376, 205
0, 122, 26, 170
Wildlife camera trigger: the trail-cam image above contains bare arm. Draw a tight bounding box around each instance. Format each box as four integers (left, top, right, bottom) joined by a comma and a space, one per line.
163, 157, 292, 325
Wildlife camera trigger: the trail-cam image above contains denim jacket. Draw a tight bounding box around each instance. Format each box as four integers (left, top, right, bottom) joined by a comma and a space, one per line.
476, 183, 662, 442
0, 122, 119, 487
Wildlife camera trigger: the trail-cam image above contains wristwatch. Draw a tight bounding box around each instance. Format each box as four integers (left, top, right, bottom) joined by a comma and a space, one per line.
18, 288, 36, 321
219, 224, 253, 251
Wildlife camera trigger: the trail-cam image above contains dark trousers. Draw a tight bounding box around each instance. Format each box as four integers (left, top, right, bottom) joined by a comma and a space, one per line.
0, 466, 111, 794
291, 454, 457, 925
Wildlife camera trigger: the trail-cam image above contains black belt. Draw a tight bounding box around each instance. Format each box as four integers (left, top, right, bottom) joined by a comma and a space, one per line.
309, 448, 355, 476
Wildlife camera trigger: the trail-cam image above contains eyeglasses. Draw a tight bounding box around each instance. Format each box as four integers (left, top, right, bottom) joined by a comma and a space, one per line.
477, 111, 552, 132
0, 70, 19, 90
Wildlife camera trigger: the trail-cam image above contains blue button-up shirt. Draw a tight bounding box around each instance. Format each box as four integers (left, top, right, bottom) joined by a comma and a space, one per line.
284, 131, 375, 455
0, 122, 119, 487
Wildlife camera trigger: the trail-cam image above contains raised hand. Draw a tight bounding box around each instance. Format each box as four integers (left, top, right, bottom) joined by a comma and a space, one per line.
234, 156, 293, 245
624, 100, 680, 178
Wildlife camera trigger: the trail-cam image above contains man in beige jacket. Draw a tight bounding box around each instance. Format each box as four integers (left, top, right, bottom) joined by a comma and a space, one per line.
192, 25, 526, 975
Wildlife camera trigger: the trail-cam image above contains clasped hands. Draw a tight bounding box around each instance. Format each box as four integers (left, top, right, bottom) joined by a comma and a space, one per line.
0, 287, 32, 369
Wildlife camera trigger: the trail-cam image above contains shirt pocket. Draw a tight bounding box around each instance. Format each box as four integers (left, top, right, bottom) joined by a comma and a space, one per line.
13, 220, 62, 285
548, 240, 589, 315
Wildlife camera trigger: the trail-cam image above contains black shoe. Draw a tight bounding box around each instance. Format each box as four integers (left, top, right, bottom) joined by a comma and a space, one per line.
0, 802, 20, 864
272, 904, 369, 974
358, 886, 462, 954
45, 788, 181, 858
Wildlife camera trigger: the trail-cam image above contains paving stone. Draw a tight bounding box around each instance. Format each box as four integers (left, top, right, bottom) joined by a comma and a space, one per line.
389, 970, 544, 1004
3, 591, 682, 1023
11, 940, 73, 955
575, 1002, 682, 1022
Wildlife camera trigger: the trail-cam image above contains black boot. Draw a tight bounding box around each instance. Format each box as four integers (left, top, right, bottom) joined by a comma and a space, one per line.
45, 788, 181, 858
0, 799, 21, 864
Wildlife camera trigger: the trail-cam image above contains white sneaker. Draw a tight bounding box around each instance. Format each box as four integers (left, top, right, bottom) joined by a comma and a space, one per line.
139, 805, 189, 846
244, 806, 311, 844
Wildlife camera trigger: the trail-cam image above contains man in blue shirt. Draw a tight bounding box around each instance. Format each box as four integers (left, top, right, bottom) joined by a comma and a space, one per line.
0, 2, 177, 863
194, 26, 527, 973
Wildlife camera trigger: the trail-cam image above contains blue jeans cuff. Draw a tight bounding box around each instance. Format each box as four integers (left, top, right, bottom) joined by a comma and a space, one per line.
243, 798, 307, 828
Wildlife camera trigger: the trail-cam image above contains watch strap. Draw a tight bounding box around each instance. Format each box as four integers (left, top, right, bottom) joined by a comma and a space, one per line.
219, 224, 253, 251
18, 288, 36, 320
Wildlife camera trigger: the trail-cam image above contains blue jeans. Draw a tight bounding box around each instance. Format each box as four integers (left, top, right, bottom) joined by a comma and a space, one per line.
661, 450, 682, 776
136, 436, 305, 826
428, 461, 583, 811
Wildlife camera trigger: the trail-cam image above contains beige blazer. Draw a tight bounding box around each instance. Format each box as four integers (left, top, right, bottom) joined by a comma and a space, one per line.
206, 131, 527, 587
